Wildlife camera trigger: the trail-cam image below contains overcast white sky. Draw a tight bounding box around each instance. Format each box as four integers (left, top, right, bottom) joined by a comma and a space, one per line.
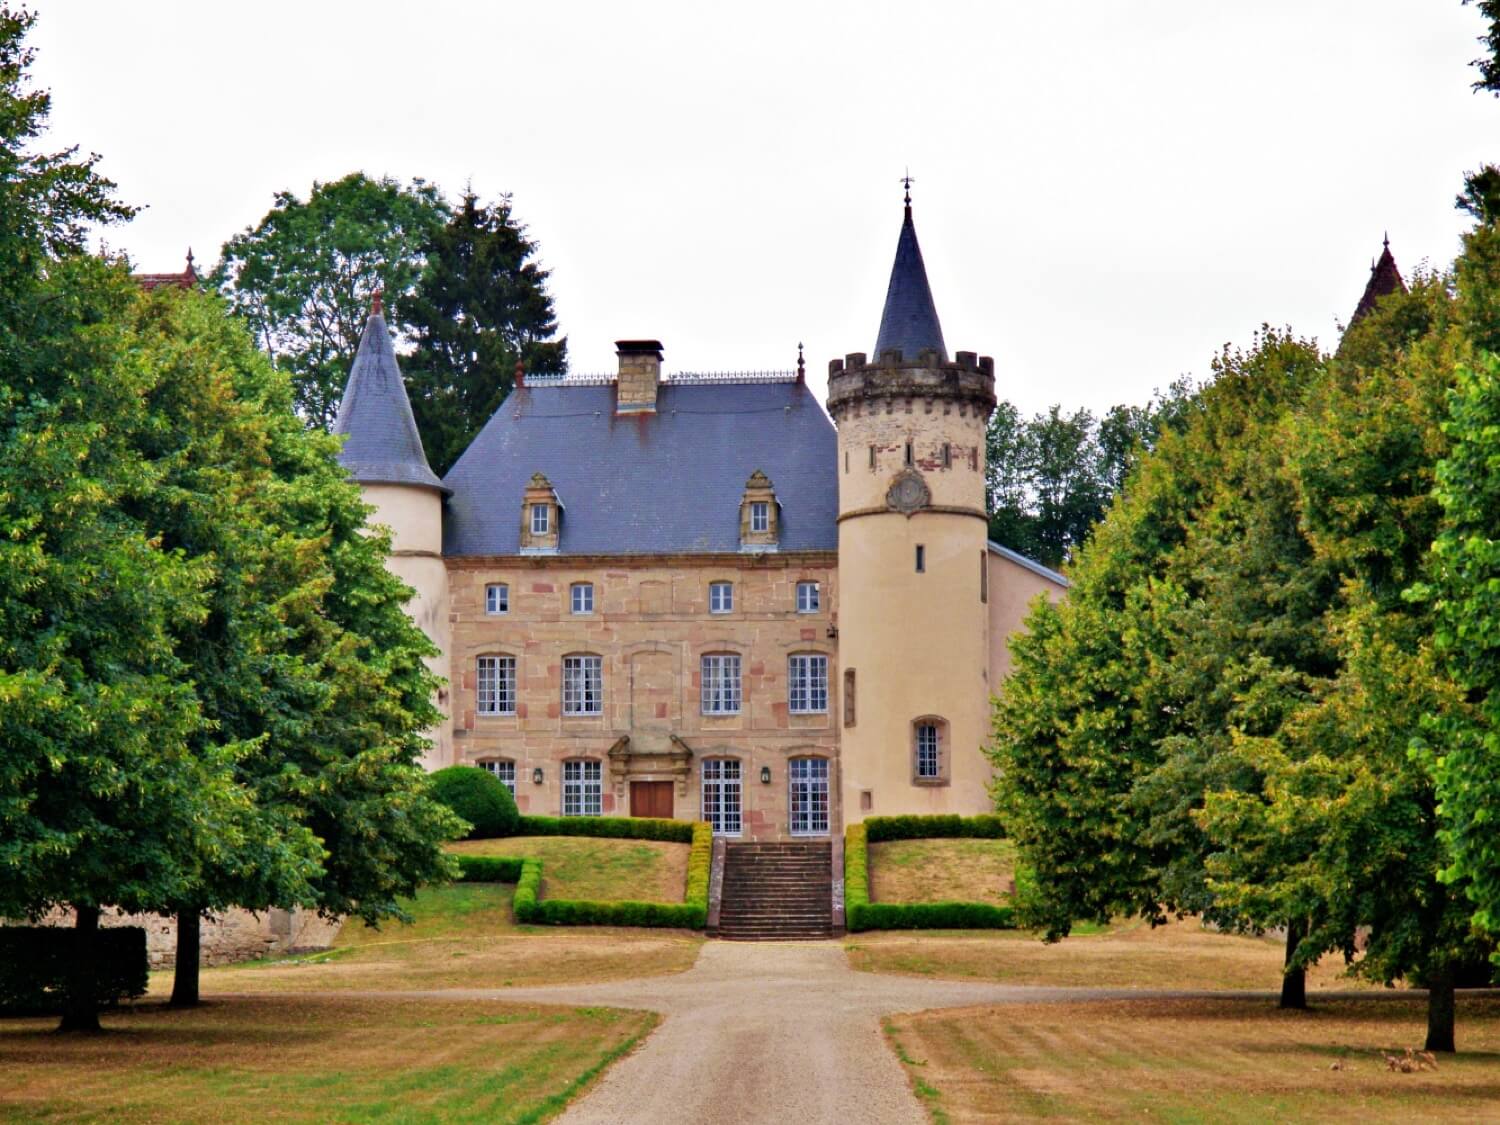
31, 1, 1498, 415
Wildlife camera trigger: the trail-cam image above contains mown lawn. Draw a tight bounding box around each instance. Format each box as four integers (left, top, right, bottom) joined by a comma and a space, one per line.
868, 838, 1017, 906
846, 915, 1382, 992
884, 995, 1500, 1123
450, 835, 688, 903
0, 995, 655, 1124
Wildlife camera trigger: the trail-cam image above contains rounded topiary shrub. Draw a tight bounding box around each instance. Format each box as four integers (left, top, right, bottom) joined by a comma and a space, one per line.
429, 766, 519, 839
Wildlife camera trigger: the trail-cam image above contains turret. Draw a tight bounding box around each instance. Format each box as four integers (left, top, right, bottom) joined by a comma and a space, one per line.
332, 293, 453, 769
828, 189, 997, 819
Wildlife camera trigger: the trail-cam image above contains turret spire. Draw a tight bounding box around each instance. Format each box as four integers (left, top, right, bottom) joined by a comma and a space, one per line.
332, 303, 448, 493
1349, 234, 1406, 325
874, 182, 947, 361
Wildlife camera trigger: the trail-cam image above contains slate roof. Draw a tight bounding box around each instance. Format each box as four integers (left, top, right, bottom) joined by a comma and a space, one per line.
443, 379, 838, 556
874, 201, 948, 361
1350, 236, 1406, 325
332, 311, 448, 493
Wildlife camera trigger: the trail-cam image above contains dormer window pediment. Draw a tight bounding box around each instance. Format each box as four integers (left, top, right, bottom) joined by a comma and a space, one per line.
740, 470, 779, 551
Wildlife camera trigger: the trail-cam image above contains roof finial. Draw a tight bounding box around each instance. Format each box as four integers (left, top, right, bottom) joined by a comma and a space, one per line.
901, 169, 914, 218
185, 247, 195, 272
371, 288, 383, 318
796, 341, 805, 383
1383, 230, 1390, 251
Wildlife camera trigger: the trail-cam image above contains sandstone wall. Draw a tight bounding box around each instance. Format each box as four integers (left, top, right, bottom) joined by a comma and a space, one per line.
38, 906, 343, 969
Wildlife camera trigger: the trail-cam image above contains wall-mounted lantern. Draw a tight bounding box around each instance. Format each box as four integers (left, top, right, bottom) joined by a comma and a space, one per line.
760, 766, 772, 785
532, 767, 544, 785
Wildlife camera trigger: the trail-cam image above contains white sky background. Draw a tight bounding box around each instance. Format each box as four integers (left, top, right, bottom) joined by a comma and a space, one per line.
31, 1, 1499, 417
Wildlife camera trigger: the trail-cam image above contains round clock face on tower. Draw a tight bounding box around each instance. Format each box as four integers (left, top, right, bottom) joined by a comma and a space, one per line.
885, 469, 931, 515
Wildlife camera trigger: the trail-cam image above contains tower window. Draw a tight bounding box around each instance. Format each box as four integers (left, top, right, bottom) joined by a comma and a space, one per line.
844, 450, 849, 473
916, 723, 940, 778
485, 583, 509, 615
843, 668, 856, 727
869, 445, 876, 470
904, 441, 914, 467
915, 545, 926, 573
942, 442, 952, 468
981, 551, 988, 603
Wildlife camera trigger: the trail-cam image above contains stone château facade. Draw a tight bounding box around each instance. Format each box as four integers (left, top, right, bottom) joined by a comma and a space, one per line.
332, 196, 1068, 841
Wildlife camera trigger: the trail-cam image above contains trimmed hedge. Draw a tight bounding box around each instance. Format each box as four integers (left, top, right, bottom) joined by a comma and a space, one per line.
465, 821, 713, 929
516, 815, 693, 843
863, 813, 1005, 842
430, 766, 520, 839
454, 855, 526, 883
844, 822, 1016, 932
0, 926, 148, 1016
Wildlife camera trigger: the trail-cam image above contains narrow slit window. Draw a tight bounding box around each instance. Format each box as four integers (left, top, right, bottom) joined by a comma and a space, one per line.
904, 441, 913, 467
980, 552, 988, 603
942, 442, 952, 468
868, 445, 876, 470
915, 545, 926, 573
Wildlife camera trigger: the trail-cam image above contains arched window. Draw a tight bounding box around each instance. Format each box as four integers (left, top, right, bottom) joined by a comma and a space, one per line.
563, 758, 602, 816
476, 654, 516, 715
478, 758, 516, 795
912, 717, 949, 784
701, 758, 742, 836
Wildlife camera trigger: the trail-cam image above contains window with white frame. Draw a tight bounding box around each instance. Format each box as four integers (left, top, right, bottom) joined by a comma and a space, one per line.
796, 581, 820, 613
701, 653, 742, 715
915, 722, 941, 779
789, 757, 829, 835
531, 503, 550, 536
750, 501, 770, 533
485, 583, 509, 615
563, 759, 602, 816
571, 582, 594, 614
562, 654, 603, 715
788, 653, 828, 714
709, 581, 733, 614
476, 655, 516, 715
479, 759, 516, 795
701, 758, 742, 835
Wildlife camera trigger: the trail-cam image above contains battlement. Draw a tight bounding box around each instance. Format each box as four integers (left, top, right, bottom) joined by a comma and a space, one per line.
825, 347, 996, 421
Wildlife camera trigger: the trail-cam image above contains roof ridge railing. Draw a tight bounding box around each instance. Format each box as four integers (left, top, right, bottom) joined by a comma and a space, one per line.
524, 370, 798, 386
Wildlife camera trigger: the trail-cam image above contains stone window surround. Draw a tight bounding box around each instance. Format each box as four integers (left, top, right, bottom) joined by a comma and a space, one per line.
570, 582, 595, 615
709, 580, 734, 614
911, 715, 951, 786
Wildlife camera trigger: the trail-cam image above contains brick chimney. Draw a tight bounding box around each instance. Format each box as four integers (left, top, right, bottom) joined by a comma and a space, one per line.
615, 340, 663, 414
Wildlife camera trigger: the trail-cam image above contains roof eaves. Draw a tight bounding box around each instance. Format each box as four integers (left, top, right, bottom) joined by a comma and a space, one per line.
987, 540, 1069, 588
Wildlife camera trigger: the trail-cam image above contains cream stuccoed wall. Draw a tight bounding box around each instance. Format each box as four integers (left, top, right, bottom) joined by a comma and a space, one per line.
986, 551, 1066, 682
362, 483, 453, 772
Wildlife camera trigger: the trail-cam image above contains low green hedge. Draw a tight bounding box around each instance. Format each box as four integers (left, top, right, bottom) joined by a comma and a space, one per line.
0, 925, 148, 1016
844, 822, 1016, 932
469, 821, 713, 929
863, 813, 1006, 842
516, 815, 693, 843
454, 855, 526, 883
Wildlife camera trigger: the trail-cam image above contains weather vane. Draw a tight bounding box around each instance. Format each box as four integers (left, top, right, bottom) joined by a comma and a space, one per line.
901, 169, 914, 207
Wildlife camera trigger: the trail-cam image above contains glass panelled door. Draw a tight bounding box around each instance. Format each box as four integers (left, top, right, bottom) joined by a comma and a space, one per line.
701, 759, 742, 836
788, 757, 829, 835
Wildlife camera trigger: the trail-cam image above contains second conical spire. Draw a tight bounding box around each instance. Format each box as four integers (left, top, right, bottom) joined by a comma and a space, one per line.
874, 192, 947, 362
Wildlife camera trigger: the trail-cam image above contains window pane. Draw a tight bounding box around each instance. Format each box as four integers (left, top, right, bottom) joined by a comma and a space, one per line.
480, 760, 517, 795
789, 757, 829, 834
789, 654, 828, 713
531, 504, 549, 534
916, 724, 940, 778
571, 583, 594, 614
563, 759, 602, 816
701, 758, 741, 835
710, 582, 733, 614
477, 656, 515, 715
797, 581, 819, 613
701, 654, 741, 714
563, 655, 603, 715
751, 502, 769, 533
485, 583, 509, 614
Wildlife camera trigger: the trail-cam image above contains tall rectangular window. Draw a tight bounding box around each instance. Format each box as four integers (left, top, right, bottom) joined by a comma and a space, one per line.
701, 759, 742, 836
709, 582, 733, 614
915, 545, 926, 573
916, 723, 940, 779
796, 581, 820, 613
563, 759, 602, 816
563, 655, 603, 715
480, 759, 516, 795
904, 441, 913, 467
788, 654, 828, 714
485, 583, 509, 615
701, 654, 742, 715
789, 757, 829, 835
476, 655, 516, 715
942, 442, 952, 469
868, 445, 876, 469
571, 582, 594, 614
750, 502, 770, 533
980, 552, 988, 603
531, 503, 550, 535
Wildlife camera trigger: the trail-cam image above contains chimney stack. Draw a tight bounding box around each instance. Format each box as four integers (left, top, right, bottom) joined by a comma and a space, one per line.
615, 340, 663, 414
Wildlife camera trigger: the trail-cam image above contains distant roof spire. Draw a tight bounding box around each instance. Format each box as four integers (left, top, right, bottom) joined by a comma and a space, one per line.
874, 179, 948, 361
796, 341, 805, 383
332, 301, 448, 494
371, 287, 383, 317
1349, 234, 1406, 326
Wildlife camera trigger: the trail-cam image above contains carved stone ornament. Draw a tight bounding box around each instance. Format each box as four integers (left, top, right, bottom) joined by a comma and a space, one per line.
885, 469, 930, 515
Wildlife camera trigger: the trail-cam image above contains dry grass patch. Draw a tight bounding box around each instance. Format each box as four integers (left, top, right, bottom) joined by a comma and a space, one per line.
869, 838, 1017, 906
450, 835, 688, 903
0, 994, 655, 1124
847, 915, 1382, 992
181, 882, 701, 996
884, 994, 1500, 1123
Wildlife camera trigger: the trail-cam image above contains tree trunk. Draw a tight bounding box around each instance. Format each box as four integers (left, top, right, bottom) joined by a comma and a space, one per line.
1279, 920, 1307, 1010
57, 906, 102, 1033
1426, 967, 1456, 1053
170, 909, 201, 1008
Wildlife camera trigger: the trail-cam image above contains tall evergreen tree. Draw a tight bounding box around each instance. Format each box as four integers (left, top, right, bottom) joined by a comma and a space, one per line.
400, 191, 567, 474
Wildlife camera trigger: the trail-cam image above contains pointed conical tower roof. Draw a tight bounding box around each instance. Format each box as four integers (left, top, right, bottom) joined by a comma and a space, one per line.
874, 187, 948, 361
332, 296, 448, 493
1350, 235, 1406, 325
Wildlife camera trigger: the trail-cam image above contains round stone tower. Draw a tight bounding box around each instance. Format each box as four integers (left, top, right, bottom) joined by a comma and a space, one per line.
827, 194, 997, 819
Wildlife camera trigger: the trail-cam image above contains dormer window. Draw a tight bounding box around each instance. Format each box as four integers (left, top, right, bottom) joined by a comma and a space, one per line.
739, 470, 779, 550
520, 472, 560, 552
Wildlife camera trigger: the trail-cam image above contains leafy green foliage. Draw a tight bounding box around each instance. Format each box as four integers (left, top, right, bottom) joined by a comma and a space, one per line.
863, 814, 1006, 842
212, 173, 449, 428
429, 766, 520, 839
400, 192, 567, 474
0, 926, 146, 1016
454, 855, 526, 883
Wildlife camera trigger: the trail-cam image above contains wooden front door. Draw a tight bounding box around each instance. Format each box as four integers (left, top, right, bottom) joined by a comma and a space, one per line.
630, 781, 673, 819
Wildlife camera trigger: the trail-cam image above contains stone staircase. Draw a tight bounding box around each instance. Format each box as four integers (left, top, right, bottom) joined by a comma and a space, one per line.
716, 842, 833, 941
